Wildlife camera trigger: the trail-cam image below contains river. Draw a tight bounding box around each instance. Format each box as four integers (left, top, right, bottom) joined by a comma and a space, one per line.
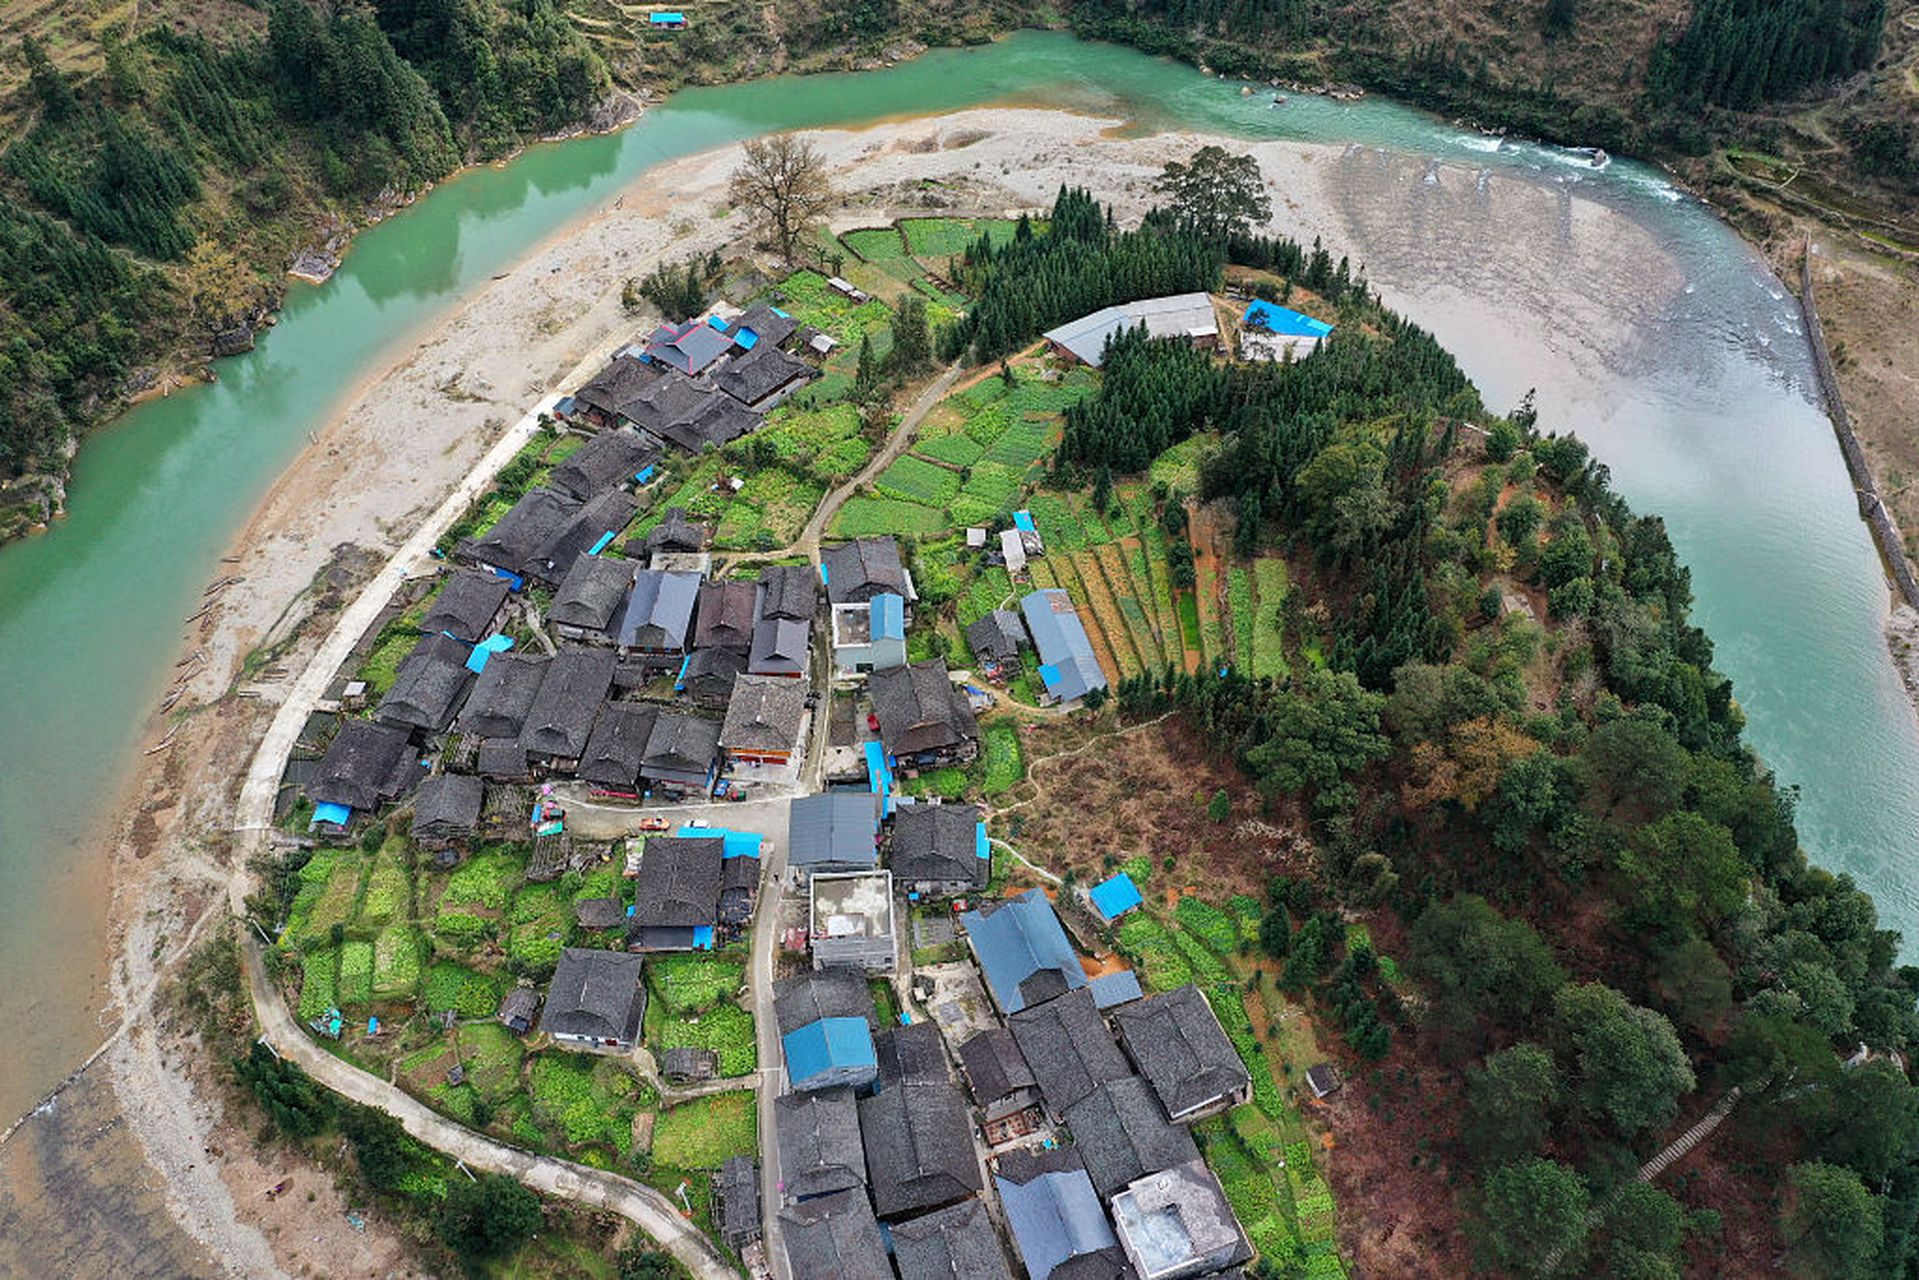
1, 30, 1914, 1123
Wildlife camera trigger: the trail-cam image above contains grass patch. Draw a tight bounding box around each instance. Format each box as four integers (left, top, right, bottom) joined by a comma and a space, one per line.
507, 881, 571, 972
647, 953, 746, 1016
528, 1053, 649, 1155
298, 946, 339, 1018
651, 1091, 757, 1169
441, 851, 520, 911
423, 961, 502, 1018
876, 455, 962, 507
358, 849, 411, 929
1229, 567, 1255, 672
372, 925, 424, 1001
915, 431, 986, 468
337, 939, 375, 1007
1252, 557, 1289, 679
981, 723, 1024, 795
957, 566, 1014, 628
842, 226, 909, 260
654, 1002, 757, 1077
830, 497, 949, 538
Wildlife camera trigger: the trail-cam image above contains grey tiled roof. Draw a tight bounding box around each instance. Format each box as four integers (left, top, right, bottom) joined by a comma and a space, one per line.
538, 947, 646, 1043
890, 802, 987, 889
787, 792, 880, 869
822, 537, 908, 605
965, 609, 1029, 665
462, 486, 581, 576
420, 570, 509, 642
732, 303, 799, 351
1010, 987, 1132, 1116
748, 615, 809, 677
773, 966, 875, 1037
715, 344, 814, 406
1062, 1077, 1199, 1199
644, 506, 707, 553
311, 720, 416, 812
578, 702, 658, 789
869, 660, 977, 757
411, 773, 484, 838
374, 633, 475, 733
695, 580, 759, 651
627, 836, 724, 932
892, 1198, 1015, 1280
476, 738, 530, 780
517, 647, 615, 759
875, 1020, 950, 1089
680, 646, 746, 700
617, 570, 701, 651
758, 563, 817, 620
857, 1077, 983, 1218
640, 711, 720, 779
958, 1027, 1035, 1107
574, 353, 660, 419
996, 1148, 1123, 1280
773, 1088, 866, 1200
719, 674, 807, 753
779, 1189, 891, 1280
1110, 985, 1251, 1121
549, 428, 661, 502
536, 490, 637, 582
550, 554, 636, 632
457, 653, 548, 740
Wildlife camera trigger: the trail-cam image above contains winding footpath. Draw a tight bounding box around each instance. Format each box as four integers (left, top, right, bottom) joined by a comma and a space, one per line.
228, 390, 738, 1279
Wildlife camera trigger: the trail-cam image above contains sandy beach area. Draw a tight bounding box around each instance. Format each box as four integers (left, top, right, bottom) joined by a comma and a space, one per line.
0, 107, 1348, 1275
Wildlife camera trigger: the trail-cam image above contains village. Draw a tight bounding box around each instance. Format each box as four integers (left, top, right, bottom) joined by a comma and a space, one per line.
263, 211, 1352, 1280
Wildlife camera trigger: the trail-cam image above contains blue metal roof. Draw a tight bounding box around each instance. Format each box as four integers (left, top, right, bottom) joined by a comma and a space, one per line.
465, 633, 515, 673
1087, 873, 1143, 921
864, 740, 895, 817
960, 888, 1086, 1013
312, 801, 352, 827
675, 825, 763, 859
1243, 300, 1334, 339
734, 327, 761, 350
998, 1166, 1116, 1279
587, 530, 617, 556
976, 822, 990, 861
1021, 590, 1107, 703
782, 1016, 876, 1085
871, 592, 905, 641
1089, 969, 1144, 1009
649, 10, 685, 21
1012, 511, 1036, 533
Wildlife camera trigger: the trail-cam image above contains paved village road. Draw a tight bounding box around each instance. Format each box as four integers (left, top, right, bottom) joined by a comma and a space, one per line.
228, 389, 742, 1278
242, 943, 738, 1280
749, 830, 793, 1280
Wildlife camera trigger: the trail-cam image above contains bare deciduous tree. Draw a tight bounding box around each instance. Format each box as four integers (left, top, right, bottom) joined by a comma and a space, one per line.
729, 133, 835, 263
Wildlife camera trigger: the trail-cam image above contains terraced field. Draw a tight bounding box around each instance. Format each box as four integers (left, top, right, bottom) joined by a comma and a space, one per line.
1094, 541, 1165, 670
1028, 559, 1122, 687
1067, 550, 1142, 678
1251, 557, 1289, 679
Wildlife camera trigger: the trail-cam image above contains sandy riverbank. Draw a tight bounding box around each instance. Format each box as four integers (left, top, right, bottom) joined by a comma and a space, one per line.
0, 106, 1349, 1275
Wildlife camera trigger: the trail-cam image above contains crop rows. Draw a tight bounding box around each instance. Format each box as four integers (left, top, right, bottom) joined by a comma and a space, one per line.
876, 455, 962, 507
1093, 543, 1163, 670
1252, 558, 1289, 678
1057, 551, 1135, 681
1229, 567, 1255, 672
1194, 552, 1228, 669
914, 430, 985, 468
980, 416, 1054, 470
830, 497, 952, 538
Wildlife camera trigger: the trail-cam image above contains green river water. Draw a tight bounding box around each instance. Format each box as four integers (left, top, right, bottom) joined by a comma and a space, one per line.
2, 31, 1914, 1121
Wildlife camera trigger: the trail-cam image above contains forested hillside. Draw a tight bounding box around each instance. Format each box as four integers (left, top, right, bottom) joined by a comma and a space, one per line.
0, 0, 607, 534
958, 181, 1919, 1277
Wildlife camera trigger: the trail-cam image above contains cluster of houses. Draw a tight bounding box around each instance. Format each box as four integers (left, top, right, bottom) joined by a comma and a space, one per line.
767, 872, 1258, 1280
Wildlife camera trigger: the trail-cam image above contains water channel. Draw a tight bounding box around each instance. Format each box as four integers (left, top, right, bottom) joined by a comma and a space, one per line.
1, 30, 1913, 1123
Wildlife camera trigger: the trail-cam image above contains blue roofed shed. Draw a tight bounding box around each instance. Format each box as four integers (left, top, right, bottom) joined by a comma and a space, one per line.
676, 825, 764, 860
649, 11, 687, 27
961, 888, 1087, 1014
783, 1016, 879, 1091
465, 633, 515, 674
1021, 589, 1108, 705
1240, 300, 1334, 363
1087, 872, 1142, 922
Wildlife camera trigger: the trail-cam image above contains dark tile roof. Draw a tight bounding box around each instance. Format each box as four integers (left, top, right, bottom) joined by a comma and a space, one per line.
575, 897, 626, 930
732, 302, 800, 351
657, 393, 759, 454
1010, 987, 1132, 1116
779, 1189, 891, 1280
661, 1045, 720, 1080
965, 609, 1029, 665
549, 428, 662, 502
680, 646, 745, 700
858, 1077, 983, 1219
476, 738, 531, 780
311, 720, 416, 811
715, 344, 815, 406
695, 580, 759, 651
627, 836, 724, 933
958, 1027, 1035, 1107
773, 1088, 867, 1200
748, 615, 810, 677
870, 660, 978, 757
773, 966, 875, 1037
550, 554, 636, 632
578, 701, 658, 789
618, 367, 711, 433
374, 633, 475, 733
518, 647, 615, 760
1062, 1077, 1200, 1200
574, 353, 660, 419
420, 570, 510, 642
645, 507, 707, 553
875, 1020, 950, 1089
497, 986, 541, 1031
890, 802, 988, 889
892, 1198, 1015, 1280
640, 711, 720, 779
538, 947, 647, 1043
822, 537, 908, 605
759, 563, 817, 620
716, 1155, 761, 1244
617, 570, 701, 651
457, 653, 548, 740
411, 773, 484, 838
719, 674, 808, 753
1110, 986, 1252, 1121
787, 792, 880, 869
537, 490, 637, 581
462, 487, 581, 576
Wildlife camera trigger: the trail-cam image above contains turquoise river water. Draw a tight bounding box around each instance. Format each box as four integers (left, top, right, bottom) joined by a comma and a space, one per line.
1, 31, 1913, 1120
